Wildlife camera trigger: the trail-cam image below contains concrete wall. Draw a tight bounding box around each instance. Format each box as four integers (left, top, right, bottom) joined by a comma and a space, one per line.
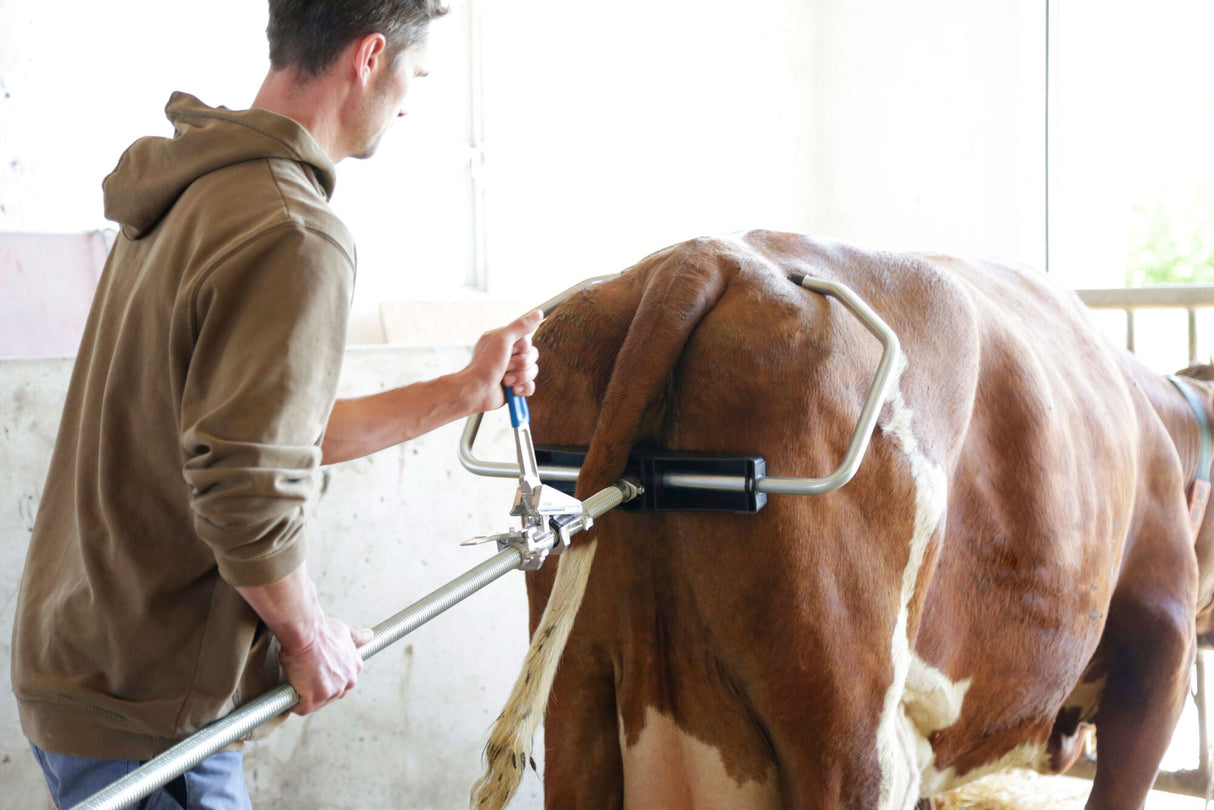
0, 347, 545, 809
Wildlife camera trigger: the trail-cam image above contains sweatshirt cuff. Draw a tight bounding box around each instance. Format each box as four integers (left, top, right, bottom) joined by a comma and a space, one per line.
215, 536, 308, 588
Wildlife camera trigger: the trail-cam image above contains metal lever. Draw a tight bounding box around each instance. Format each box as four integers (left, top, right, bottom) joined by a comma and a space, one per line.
504, 388, 583, 524
505, 390, 540, 491
461, 389, 588, 570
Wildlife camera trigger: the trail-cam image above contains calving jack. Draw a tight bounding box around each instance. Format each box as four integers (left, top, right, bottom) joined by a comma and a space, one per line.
461, 388, 627, 569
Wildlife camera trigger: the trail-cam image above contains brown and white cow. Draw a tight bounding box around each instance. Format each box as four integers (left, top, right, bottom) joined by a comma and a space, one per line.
471, 230, 1214, 810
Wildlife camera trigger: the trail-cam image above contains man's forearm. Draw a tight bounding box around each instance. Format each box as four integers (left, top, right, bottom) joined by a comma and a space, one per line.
235, 562, 369, 714
321, 372, 478, 465
235, 564, 323, 652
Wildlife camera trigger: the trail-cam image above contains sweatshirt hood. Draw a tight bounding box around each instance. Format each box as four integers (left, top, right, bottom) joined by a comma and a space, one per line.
103, 92, 337, 239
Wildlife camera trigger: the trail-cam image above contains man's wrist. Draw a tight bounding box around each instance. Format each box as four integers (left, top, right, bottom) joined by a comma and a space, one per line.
235, 564, 324, 653
275, 611, 323, 654
446, 368, 490, 416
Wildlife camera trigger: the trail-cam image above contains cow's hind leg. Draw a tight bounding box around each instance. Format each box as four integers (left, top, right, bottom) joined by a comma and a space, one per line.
1087, 521, 1196, 809
541, 649, 623, 809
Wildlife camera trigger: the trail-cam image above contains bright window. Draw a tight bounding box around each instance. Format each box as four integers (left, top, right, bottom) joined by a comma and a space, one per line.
1048, 0, 1214, 370
1047, 0, 1214, 290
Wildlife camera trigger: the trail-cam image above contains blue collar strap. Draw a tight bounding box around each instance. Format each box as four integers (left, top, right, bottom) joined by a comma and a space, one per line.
1167, 374, 1212, 536
1168, 375, 1212, 483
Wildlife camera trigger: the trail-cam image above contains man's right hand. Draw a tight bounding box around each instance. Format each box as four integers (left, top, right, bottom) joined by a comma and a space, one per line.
318, 309, 544, 466
461, 310, 543, 413
279, 614, 371, 714
236, 564, 372, 715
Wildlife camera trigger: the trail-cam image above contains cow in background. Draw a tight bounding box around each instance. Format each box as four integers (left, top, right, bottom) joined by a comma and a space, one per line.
471, 230, 1214, 810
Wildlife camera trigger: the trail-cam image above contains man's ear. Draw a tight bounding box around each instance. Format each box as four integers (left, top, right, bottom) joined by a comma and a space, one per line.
351, 33, 388, 85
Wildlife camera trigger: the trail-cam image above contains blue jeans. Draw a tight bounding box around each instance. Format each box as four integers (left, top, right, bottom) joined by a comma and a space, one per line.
30, 742, 252, 809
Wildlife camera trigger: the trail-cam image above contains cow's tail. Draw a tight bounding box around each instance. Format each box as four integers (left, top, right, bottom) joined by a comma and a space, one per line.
469, 252, 734, 809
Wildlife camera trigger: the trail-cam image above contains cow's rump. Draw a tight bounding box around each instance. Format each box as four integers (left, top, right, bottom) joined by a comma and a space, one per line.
476, 230, 1207, 810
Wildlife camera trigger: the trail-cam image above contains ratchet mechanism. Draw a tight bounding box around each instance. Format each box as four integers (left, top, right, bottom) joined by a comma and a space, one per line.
462, 389, 590, 570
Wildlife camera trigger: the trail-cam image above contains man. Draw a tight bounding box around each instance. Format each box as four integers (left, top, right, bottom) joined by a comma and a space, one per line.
11, 2, 538, 807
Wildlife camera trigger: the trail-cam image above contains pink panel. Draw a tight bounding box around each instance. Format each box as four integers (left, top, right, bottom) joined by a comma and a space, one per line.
0, 231, 109, 358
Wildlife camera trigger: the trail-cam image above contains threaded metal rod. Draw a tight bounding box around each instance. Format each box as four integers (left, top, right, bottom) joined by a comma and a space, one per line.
69, 547, 525, 810
361, 547, 525, 661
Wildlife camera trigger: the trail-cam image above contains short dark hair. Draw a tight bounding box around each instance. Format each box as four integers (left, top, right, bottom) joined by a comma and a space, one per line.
267, 0, 448, 77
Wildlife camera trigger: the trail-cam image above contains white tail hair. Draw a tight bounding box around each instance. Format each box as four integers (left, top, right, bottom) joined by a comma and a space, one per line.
469, 538, 599, 809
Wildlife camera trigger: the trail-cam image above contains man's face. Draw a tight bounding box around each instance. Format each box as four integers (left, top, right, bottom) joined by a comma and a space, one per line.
349, 40, 429, 160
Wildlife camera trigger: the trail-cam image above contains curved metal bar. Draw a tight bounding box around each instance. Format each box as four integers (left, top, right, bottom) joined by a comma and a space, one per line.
459, 273, 904, 497
533, 273, 620, 319
762, 274, 902, 494
458, 413, 581, 482
458, 273, 620, 481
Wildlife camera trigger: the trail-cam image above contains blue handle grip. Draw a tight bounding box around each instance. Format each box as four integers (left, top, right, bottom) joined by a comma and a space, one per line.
504, 387, 529, 428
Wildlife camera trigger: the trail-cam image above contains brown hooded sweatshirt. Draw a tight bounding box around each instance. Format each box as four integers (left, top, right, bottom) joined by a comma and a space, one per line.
11, 92, 356, 759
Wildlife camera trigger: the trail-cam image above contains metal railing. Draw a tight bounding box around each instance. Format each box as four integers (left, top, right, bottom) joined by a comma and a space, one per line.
1076, 284, 1214, 365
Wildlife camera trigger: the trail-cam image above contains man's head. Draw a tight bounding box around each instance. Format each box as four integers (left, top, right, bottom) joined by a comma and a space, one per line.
267, 0, 448, 79
257, 0, 447, 162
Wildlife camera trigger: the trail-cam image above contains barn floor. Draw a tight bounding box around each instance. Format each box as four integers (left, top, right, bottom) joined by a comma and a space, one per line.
934, 770, 1207, 809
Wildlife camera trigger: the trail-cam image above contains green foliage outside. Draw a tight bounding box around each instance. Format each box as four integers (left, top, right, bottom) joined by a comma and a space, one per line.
1126, 185, 1214, 286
